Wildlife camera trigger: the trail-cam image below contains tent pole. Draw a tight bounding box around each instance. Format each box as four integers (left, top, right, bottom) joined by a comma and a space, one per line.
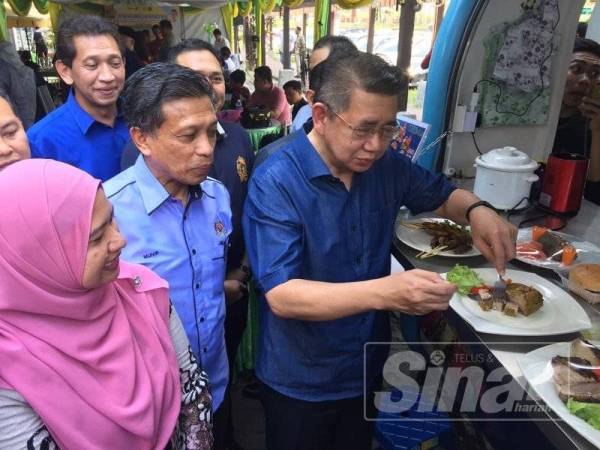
397, 0, 416, 111
433, 0, 445, 42
260, 13, 266, 66
179, 7, 186, 40
303, 11, 307, 43
367, 6, 376, 53
283, 6, 291, 69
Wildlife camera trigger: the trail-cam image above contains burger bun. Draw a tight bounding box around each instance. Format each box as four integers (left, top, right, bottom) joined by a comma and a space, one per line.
569, 264, 600, 304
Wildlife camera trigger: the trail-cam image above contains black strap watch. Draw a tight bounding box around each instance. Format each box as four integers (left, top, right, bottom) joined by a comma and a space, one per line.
465, 200, 496, 222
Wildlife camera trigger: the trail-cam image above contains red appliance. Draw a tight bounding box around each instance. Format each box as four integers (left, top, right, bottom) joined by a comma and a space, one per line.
539, 153, 589, 214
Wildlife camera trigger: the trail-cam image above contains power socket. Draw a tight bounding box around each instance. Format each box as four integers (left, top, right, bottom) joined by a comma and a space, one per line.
452, 105, 478, 133
463, 111, 477, 133
453, 105, 466, 132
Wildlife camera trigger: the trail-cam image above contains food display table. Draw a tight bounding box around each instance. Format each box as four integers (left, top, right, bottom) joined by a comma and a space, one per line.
243, 119, 283, 153
393, 187, 600, 450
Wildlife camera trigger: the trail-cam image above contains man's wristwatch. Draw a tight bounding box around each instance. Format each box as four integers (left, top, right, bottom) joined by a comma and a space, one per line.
465, 200, 496, 222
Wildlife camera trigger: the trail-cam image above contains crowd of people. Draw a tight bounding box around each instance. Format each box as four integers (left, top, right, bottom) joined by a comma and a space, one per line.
2, 9, 600, 450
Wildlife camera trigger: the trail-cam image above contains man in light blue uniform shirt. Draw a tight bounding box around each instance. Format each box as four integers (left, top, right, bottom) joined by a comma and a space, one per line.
104, 63, 232, 413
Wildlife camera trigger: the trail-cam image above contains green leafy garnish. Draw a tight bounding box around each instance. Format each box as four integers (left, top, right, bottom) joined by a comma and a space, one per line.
567, 398, 600, 431
447, 264, 484, 295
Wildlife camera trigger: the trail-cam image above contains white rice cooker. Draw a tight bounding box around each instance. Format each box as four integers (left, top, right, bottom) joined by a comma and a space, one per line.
473, 146, 539, 210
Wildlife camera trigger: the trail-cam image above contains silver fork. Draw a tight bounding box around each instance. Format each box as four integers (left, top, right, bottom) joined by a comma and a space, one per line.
493, 273, 507, 300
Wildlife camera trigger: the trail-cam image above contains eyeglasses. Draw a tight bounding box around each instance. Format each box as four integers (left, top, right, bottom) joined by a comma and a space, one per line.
328, 108, 400, 142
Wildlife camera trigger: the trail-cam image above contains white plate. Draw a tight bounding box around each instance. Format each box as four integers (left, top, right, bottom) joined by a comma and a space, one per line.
396, 218, 481, 258
444, 268, 591, 336
518, 342, 600, 448
516, 228, 600, 269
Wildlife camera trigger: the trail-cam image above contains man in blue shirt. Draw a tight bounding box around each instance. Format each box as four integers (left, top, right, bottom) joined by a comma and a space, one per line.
104, 64, 232, 421
243, 52, 517, 450
119, 40, 254, 450
27, 16, 128, 181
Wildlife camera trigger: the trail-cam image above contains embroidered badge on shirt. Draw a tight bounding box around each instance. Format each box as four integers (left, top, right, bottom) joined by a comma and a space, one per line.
236, 156, 248, 182
214, 219, 227, 236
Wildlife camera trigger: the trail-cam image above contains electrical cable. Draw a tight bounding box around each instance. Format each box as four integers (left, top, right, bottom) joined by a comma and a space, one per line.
505, 196, 531, 221
518, 210, 567, 231
471, 129, 483, 155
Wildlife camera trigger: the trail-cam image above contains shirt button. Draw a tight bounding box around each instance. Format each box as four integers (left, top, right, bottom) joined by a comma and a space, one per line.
192, 249, 197, 255
203, 347, 208, 353
200, 317, 205, 323
195, 283, 200, 289
356, 256, 362, 263
351, 224, 358, 232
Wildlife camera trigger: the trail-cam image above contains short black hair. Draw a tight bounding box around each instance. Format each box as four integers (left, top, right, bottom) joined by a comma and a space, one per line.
230, 69, 246, 84
313, 51, 407, 113
313, 35, 357, 58
122, 62, 215, 134
0, 87, 14, 110
159, 19, 172, 30
118, 26, 136, 41
309, 51, 349, 92
55, 15, 123, 67
167, 38, 220, 66
220, 46, 231, 57
573, 37, 600, 59
152, 24, 160, 31
309, 62, 326, 91
283, 79, 302, 92
255, 66, 272, 83
213, 29, 222, 36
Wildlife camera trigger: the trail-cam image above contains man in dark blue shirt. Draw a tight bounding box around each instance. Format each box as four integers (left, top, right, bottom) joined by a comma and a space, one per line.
27, 15, 128, 181
243, 52, 517, 450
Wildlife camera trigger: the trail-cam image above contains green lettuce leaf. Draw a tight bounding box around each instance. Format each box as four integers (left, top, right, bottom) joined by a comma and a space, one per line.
567, 398, 600, 431
447, 264, 484, 296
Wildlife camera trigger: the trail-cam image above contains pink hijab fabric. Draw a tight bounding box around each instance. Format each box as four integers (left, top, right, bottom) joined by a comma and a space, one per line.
0, 160, 181, 450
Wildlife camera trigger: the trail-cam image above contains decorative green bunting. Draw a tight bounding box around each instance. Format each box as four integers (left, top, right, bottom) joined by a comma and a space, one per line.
7, 0, 32, 17
314, 0, 330, 43
0, 1, 7, 41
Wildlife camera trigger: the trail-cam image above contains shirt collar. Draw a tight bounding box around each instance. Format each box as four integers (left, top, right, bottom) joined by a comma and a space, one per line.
215, 122, 227, 144
133, 156, 205, 214
66, 89, 95, 134
66, 89, 123, 134
294, 129, 332, 180
132, 156, 171, 214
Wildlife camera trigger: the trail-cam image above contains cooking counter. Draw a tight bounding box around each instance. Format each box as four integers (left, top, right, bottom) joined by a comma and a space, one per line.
392, 193, 600, 450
